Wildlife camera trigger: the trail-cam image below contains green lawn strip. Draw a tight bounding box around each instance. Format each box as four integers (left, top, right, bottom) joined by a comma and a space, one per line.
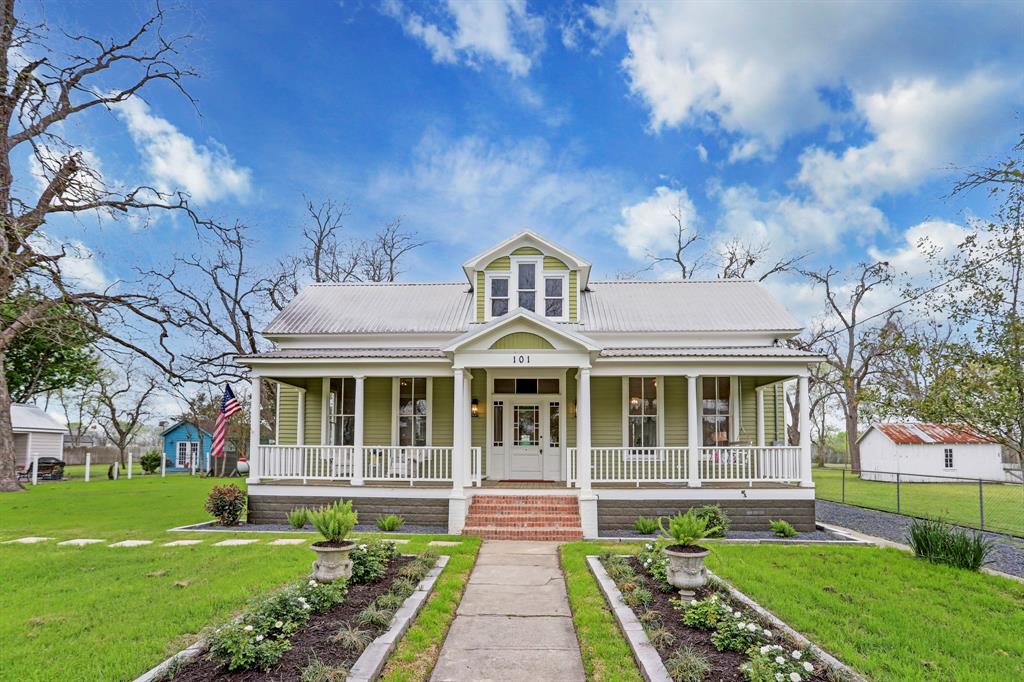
709, 544, 1024, 681
378, 536, 481, 682
560, 541, 644, 682
813, 467, 1024, 536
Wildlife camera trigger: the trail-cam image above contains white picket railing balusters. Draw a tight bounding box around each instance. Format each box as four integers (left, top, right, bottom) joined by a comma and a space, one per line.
567, 446, 801, 485
257, 446, 355, 482
698, 446, 801, 483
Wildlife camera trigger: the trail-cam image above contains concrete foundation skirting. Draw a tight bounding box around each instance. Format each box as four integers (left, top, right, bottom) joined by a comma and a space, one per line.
248, 494, 449, 526
597, 498, 816, 532
586, 556, 670, 682
348, 554, 449, 681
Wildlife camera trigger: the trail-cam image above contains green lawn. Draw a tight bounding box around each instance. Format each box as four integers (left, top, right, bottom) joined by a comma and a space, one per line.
0, 475, 478, 682
813, 466, 1024, 536
562, 541, 1024, 682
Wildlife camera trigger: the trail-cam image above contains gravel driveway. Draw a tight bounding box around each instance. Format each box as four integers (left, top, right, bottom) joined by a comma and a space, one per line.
816, 499, 1024, 578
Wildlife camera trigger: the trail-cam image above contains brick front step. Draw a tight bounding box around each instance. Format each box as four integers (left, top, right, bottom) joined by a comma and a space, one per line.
461, 526, 584, 541
468, 501, 580, 511
464, 518, 581, 528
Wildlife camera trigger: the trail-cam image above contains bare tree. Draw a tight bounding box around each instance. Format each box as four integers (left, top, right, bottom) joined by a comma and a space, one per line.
791, 262, 900, 472
646, 202, 705, 278
718, 239, 807, 281
57, 384, 97, 447
93, 364, 158, 468
360, 218, 426, 282
0, 0, 199, 491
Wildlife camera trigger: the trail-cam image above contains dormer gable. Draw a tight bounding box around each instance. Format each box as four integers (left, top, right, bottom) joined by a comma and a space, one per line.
463, 230, 590, 324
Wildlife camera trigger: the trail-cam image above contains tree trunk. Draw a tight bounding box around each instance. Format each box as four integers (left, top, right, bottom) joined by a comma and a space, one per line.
118, 447, 127, 468
846, 407, 861, 473
0, 352, 24, 491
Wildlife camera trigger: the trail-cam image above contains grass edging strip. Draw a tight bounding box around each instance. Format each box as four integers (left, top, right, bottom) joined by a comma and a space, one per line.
707, 568, 867, 682
586, 555, 671, 682
348, 554, 450, 682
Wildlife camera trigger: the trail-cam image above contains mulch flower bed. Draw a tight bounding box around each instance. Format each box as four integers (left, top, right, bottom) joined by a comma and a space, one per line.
602, 546, 832, 682
169, 549, 417, 681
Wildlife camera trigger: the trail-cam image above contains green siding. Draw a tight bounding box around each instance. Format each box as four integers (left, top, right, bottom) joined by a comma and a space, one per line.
662, 376, 688, 445
569, 270, 577, 322
565, 369, 577, 448
543, 256, 567, 270
512, 246, 543, 256
432, 377, 454, 447
738, 377, 787, 445
277, 385, 299, 445
489, 332, 554, 350
476, 271, 485, 322
364, 377, 392, 446
485, 256, 511, 271
590, 376, 622, 447
303, 379, 322, 445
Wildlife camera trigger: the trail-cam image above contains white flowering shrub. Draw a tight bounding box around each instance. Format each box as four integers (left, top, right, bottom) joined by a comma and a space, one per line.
638, 542, 669, 585
740, 644, 816, 682
351, 540, 399, 584
710, 610, 771, 652
675, 592, 733, 630
208, 621, 293, 672
299, 578, 348, 612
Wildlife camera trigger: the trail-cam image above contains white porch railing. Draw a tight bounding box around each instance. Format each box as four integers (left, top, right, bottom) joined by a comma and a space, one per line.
567, 445, 801, 486
258, 445, 355, 481
363, 446, 452, 483
470, 446, 482, 487
698, 446, 801, 483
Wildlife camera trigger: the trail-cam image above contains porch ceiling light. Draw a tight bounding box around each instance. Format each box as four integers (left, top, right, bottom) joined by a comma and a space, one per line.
471, 398, 480, 418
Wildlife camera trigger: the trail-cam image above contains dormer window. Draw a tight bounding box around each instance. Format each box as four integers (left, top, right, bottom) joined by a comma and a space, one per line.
544, 276, 565, 318
517, 261, 536, 312
490, 276, 509, 316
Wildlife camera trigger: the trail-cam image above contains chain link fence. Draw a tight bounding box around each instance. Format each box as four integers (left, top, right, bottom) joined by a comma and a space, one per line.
814, 466, 1024, 537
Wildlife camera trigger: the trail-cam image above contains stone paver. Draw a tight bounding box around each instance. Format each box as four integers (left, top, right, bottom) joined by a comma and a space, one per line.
427, 540, 462, 547
431, 541, 584, 682
380, 538, 409, 544
2, 536, 52, 544
109, 540, 152, 547
58, 538, 104, 546
269, 538, 307, 545
213, 539, 259, 546
163, 540, 203, 547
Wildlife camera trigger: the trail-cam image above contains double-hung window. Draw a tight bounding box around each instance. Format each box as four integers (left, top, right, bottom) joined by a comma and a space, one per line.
701, 377, 732, 446
544, 276, 565, 318
489, 276, 509, 317
397, 378, 428, 447
517, 261, 536, 312
627, 377, 658, 449
328, 378, 356, 446
943, 447, 954, 469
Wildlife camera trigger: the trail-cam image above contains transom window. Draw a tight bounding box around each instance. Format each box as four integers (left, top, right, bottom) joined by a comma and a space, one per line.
944, 447, 954, 469
493, 378, 560, 394
328, 378, 356, 446
398, 378, 428, 446
627, 377, 658, 448
517, 262, 536, 312
702, 377, 732, 446
490, 277, 509, 317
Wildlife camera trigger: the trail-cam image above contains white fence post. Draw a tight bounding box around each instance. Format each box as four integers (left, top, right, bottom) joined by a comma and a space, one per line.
113, 461, 119, 479
31, 454, 39, 485
127, 453, 133, 479
160, 451, 166, 477
84, 452, 91, 482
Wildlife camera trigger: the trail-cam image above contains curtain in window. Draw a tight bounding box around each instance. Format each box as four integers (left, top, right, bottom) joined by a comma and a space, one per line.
398, 378, 428, 446
701, 376, 731, 446
628, 377, 657, 448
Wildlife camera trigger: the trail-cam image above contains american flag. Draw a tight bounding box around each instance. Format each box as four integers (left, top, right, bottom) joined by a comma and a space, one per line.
212, 384, 242, 459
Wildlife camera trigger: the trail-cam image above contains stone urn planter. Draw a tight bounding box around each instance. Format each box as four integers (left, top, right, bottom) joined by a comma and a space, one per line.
311, 541, 356, 583
664, 544, 710, 599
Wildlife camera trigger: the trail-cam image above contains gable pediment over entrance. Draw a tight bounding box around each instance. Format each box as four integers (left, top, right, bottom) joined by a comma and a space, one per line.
489, 332, 554, 350
444, 309, 600, 354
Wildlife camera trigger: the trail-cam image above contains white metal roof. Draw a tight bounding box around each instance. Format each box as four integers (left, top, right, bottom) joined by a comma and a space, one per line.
264, 282, 473, 335
238, 348, 447, 360
599, 346, 817, 358
264, 279, 802, 335
11, 403, 67, 433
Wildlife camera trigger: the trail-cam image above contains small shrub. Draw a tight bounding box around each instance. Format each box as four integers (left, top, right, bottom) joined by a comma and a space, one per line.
769, 519, 798, 538
741, 644, 816, 682
300, 655, 348, 682
376, 592, 405, 610
287, 507, 309, 529
356, 603, 393, 628
710, 611, 772, 652
398, 562, 429, 582
604, 558, 636, 582
375, 514, 405, 531
207, 622, 292, 672
331, 622, 372, 652
204, 485, 247, 526
678, 592, 731, 630
907, 517, 994, 571
350, 540, 399, 584
634, 516, 659, 534
647, 626, 676, 649
139, 450, 162, 474
665, 646, 711, 682
390, 577, 417, 599
617, 578, 639, 593
638, 609, 662, 628
251, 589, 311, 630
692, 505, 730, 538
658, 511, 718, 549
298, 578, 348, 613
623, 585, 653, 609
638, 542, 669, 585
308, 499, 357, 544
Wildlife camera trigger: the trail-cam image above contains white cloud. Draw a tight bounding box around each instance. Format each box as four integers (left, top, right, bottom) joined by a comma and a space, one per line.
115, 97, 252, 203
695, 144, 708, 163
382, 0, 545, 77
869, 220, 968, 277
29, 234, 111, 291
585, 1, 1022, 156
611, 186, 696, 260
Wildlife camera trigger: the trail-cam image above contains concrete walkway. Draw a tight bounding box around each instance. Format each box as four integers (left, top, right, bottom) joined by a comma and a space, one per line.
431, 541, 585, 682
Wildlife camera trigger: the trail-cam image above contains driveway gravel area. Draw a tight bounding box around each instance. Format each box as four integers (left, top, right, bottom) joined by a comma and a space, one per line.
817, 499, 1024, 578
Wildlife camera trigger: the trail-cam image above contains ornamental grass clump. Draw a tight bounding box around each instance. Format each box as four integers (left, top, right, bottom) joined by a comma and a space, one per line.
204, 484, 247, 526
769, 519, 798, 538
331, 622, 372, 652
287, 507, 309, 529
375, 513, 405, 531
633, 515, 659, 534
658, 511, 719, 551
308, 500, 357, 546
907, 517, 994, 571
665, 646, 711, 682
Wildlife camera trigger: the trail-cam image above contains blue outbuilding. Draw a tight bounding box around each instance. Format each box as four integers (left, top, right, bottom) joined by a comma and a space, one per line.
160, 421, 213, 472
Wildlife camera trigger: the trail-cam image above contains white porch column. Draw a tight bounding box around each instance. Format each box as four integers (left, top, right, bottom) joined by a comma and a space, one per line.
352, 375, 365, 485
463, 372, 474, 488
798, 374, 813, 487
687, 374, 700, 487
448, 368, 467, 533
756, 387, 765, 447
247, 375, 261, 485
296, 389, 306, 446
577, 367, 598, 538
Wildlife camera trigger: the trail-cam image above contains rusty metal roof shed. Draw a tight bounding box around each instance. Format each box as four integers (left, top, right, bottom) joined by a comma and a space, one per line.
865, 423, 995, 445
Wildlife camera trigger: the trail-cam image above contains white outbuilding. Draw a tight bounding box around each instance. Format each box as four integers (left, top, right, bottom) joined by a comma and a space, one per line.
858, 423, 1003, 482
11, 403, 67, 467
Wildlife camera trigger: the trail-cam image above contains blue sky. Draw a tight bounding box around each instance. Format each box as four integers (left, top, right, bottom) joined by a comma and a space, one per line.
22, 0, 1024, 322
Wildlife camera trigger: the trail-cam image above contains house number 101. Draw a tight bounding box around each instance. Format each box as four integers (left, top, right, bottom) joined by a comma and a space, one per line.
512, 354, 531, 364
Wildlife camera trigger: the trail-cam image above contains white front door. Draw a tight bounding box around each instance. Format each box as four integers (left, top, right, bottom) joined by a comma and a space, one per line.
509, 403, 543, 479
